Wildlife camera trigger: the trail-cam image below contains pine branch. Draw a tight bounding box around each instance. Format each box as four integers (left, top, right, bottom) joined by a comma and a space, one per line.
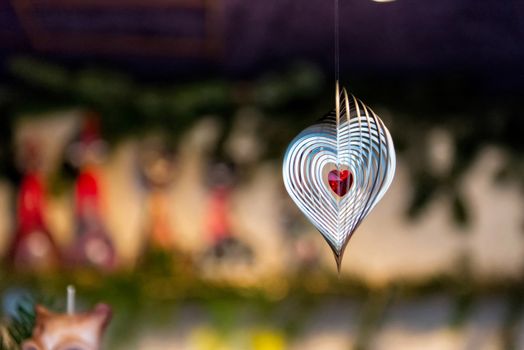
7, 300, 35, 345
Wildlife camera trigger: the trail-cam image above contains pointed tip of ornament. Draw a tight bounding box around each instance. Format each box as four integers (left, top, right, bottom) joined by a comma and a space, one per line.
334, 252, 343, 275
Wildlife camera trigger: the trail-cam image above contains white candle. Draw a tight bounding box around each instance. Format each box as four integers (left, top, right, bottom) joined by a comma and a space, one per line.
67, 285, 76, 315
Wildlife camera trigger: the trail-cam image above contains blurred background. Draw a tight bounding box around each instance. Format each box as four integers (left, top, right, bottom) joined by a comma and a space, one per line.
0, 0, 523, 349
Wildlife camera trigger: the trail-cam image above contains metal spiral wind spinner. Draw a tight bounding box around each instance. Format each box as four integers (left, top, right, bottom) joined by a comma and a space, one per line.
282, 82, 396, 269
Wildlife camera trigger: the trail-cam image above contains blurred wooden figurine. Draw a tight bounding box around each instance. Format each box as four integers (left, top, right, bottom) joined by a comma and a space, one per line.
204, 161, 252, 263
137, 137, 176, 252
22, 286, 112, 350
6, 139, 61, 271
67, 114, 116, 270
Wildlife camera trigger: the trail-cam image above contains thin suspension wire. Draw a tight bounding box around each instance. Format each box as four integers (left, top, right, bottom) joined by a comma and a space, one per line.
334, 0, 342, 263
334, 0, 340, 84
334, 0, 340, 167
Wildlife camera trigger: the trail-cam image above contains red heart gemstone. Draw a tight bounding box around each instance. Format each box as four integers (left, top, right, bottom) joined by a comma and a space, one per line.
328, 169, 353, 197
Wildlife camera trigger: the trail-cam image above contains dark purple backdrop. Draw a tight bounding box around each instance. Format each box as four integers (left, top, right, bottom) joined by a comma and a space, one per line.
0, 0, 523, 85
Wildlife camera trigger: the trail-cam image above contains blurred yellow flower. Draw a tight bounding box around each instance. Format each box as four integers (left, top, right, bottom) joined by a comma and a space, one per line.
251, 329, 286, 350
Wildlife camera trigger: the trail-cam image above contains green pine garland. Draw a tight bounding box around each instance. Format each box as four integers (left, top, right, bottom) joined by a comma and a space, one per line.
1, 56, 524, 225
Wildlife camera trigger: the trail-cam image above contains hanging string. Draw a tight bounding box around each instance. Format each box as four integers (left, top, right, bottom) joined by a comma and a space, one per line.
334, 0, 342, 275
334, 0, 340, 84
334, 0, 341, 165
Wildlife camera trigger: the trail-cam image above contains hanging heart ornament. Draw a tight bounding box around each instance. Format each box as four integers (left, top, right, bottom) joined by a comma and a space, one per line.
282, 84, 396, 269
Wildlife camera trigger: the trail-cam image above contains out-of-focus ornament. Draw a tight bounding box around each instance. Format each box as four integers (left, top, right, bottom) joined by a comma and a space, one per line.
67, 113, 116, 270
6, 140, 61, 271
22, 286, 112, 350
201, 161, 253, 271
282, 83, 395, 269
206, 162, 235, 248
137, 137, 177, 251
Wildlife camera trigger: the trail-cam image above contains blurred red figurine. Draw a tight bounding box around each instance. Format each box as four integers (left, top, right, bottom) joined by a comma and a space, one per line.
206, 162, 234, 254
67, 113, 116, 270
6, 140, 61, 271
204, 161, 252, 263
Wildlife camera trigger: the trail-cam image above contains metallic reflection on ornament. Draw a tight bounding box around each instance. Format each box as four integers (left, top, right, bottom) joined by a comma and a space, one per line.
282, 83, 396, 270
